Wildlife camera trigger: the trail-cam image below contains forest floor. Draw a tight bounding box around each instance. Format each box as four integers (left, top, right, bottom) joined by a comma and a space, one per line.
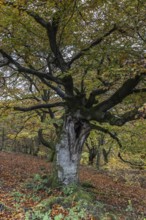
0, 151, 146, 220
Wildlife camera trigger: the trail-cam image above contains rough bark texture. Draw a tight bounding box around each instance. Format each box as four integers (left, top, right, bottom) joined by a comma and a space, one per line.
56, 115, 90, 185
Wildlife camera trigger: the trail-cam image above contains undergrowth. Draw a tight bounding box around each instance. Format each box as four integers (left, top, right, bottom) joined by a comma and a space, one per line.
23, 173, 146, 220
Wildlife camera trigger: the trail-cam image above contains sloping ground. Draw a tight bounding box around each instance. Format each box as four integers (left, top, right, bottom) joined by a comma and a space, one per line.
80, 166, 146, 215
0, 151, 146, 219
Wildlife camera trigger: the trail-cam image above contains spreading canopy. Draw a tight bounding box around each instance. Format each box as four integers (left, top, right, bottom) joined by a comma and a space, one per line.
0, 0, 146, 128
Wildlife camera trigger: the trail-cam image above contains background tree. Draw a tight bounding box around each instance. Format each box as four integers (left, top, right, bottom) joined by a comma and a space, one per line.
0, 82, 58, 158
0, 0, 146, 185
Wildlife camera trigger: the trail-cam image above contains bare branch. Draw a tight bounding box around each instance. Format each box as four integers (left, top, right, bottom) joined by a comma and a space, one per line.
14, 102, 65, 112
137, 30, 146, 43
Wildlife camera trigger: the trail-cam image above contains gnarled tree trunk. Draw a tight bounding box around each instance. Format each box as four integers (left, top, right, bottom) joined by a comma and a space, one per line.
56, 115, 90, 185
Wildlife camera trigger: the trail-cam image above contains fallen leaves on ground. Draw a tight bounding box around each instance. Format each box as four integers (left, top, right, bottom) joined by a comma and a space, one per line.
0, 151, 146, 219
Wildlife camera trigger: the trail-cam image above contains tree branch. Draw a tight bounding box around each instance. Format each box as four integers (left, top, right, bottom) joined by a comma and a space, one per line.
106, 107, 145, 126
69, 25, 117, 66
14, 102, 65, 112
0, 49, 62, 84
91, 124, 123, 149
132, 88, 146, 93
38, 129, 55, 150
118, 152, 144, 167
0, 60, 10, 67
27, 11, 48, 28
27, 11, 68, 72
86, 88, 108, 108
90, 124, 144, 166
40, 78, 66, 98
93, 73, 144, 113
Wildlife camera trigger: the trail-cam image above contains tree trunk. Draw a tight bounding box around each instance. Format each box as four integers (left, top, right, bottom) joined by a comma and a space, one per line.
88, 147, 97, 165
56, 115, 90, 185
96, 147, 101, 170
1, 127, 5, 151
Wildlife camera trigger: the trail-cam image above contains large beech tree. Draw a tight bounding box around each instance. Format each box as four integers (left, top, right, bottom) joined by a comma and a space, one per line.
0, 0, 146, 184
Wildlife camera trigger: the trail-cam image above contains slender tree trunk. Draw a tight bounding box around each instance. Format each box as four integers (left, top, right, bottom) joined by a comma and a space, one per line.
102, 148, 109, 164
88, 148, 97, 165
0, 127, 5, 151
96, 147, 101, 170
56, 115, 90, 185
49, 150, 55, 162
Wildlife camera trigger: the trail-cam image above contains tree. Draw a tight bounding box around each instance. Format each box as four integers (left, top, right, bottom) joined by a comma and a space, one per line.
0, 0, 146, 185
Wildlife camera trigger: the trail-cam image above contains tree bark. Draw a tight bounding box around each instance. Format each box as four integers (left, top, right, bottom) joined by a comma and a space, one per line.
55, 115, 90, 185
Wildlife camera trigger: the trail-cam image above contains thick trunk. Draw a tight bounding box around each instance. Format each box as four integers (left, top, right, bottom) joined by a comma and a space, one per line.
56, 115, 90, 185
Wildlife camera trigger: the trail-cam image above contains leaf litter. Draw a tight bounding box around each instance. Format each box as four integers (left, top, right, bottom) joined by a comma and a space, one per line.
0, 151, 146, 219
